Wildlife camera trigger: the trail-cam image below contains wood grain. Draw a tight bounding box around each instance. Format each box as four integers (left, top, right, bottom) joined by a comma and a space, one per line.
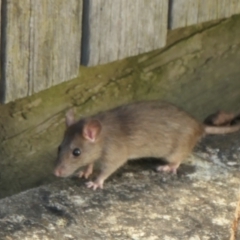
170, 0, 240, 29
3, 0, 31, 102
82, 0, 168, 66
1, 0, 82, 103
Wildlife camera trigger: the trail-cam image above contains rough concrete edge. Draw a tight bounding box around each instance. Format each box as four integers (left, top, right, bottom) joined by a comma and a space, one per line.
230, 190, 240, 240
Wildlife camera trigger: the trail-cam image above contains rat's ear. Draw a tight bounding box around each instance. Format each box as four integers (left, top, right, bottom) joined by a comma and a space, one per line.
65, 109, 75, 127
83, 120, 101, 142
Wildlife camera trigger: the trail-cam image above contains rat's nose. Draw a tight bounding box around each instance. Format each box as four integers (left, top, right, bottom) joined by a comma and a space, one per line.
54, 168, 62, 177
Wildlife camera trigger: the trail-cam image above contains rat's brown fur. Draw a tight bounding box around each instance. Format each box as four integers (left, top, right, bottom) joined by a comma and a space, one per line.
54, 100, 240, 190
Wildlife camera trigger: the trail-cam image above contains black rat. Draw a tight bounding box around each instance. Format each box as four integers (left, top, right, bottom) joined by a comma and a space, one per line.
54, 100, 240, 190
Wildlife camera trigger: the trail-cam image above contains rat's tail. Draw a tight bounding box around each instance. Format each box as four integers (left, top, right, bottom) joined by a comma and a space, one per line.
204, 124, 240, 134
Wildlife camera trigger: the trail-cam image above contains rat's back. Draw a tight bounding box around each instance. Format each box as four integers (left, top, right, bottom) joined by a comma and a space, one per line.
94, 100, 204, 161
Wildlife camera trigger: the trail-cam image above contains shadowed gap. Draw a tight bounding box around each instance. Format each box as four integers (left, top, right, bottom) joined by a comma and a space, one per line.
0, 0, 7, 103
81, 0, 90, 66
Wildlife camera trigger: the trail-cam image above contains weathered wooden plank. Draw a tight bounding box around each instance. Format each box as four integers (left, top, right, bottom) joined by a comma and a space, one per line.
186, 0, 199, 26
98, 0, 111, 64
158, 0, 168, 50
124, 1, 139, 57
170, 0, 240, 29
138, 0, 168, 54
208, 0, 218, 20
108, 0, 121, 62
118, 0, 128, 60
82, 0, 101, 66
2, 0, 31, 102
198, 0, 218, 23
169, 0, 188, 29
30, 0, 82, 93
82, 0, 168, 66
1, 0, 82, 103
217, 0, 230, 19
230, 0, 240, 16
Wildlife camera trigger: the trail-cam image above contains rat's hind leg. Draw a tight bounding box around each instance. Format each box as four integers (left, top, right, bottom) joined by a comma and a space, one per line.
157, 150, 190, 174
157, 162, 180, 174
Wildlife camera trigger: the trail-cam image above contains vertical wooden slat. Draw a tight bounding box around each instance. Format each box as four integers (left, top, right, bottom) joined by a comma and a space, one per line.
30, 0, 82, 93
82, 0, 168, 66
236, 0, 240, 14
3, 0, 31, 101
186, 0, 199, 27
98, 0, 110, 64
118, 0, 127, 60
85, 0, 100, 66
198, 0, 218, 23
138, 0, 167, 54
170, 0, 188, 29
170, 0, 240, 29
208, 0, 218, 20
230, 0, 240, 16
158, 0, 168, 50
1, 0, 82, 103
217, 0, 230, 19
108, 0, 121, 62
126, 1, 139, 56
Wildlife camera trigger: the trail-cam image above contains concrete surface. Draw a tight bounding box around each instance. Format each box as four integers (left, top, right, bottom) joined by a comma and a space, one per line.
0, 132, 239, 240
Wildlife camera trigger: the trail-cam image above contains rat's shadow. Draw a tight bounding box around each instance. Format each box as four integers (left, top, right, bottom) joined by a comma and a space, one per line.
72, 157, 196, 185
113, 157, 195, 178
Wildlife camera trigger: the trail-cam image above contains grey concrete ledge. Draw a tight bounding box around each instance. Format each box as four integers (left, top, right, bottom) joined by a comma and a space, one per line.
0, 133, 239, 240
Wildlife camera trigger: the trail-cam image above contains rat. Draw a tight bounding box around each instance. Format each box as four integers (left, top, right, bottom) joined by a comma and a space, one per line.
54, 100, 240, 190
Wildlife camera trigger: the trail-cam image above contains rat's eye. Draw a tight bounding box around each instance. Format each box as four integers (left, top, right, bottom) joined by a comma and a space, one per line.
72, 148, 81, 157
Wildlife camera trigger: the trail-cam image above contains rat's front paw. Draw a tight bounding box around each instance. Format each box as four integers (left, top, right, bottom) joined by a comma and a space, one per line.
78, 170, 91, 179
86, 181, 104, 190
77, 164, 93, 179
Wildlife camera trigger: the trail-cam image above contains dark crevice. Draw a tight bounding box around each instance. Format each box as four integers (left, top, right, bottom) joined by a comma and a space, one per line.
28, 0, 33, 96
0, 0, 7, 103
167, 0, 173, 29
81, 0, 90, 66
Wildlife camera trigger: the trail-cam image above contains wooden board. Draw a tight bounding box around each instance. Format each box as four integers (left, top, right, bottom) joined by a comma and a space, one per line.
1, 0, 82, 103
169, 0, 240, 29
81, 0, 168, 66
230, 0, 240, 16
1, 0, 31, 102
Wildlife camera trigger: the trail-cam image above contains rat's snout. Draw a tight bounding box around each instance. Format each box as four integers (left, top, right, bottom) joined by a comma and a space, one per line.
54, 166, 65, 177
